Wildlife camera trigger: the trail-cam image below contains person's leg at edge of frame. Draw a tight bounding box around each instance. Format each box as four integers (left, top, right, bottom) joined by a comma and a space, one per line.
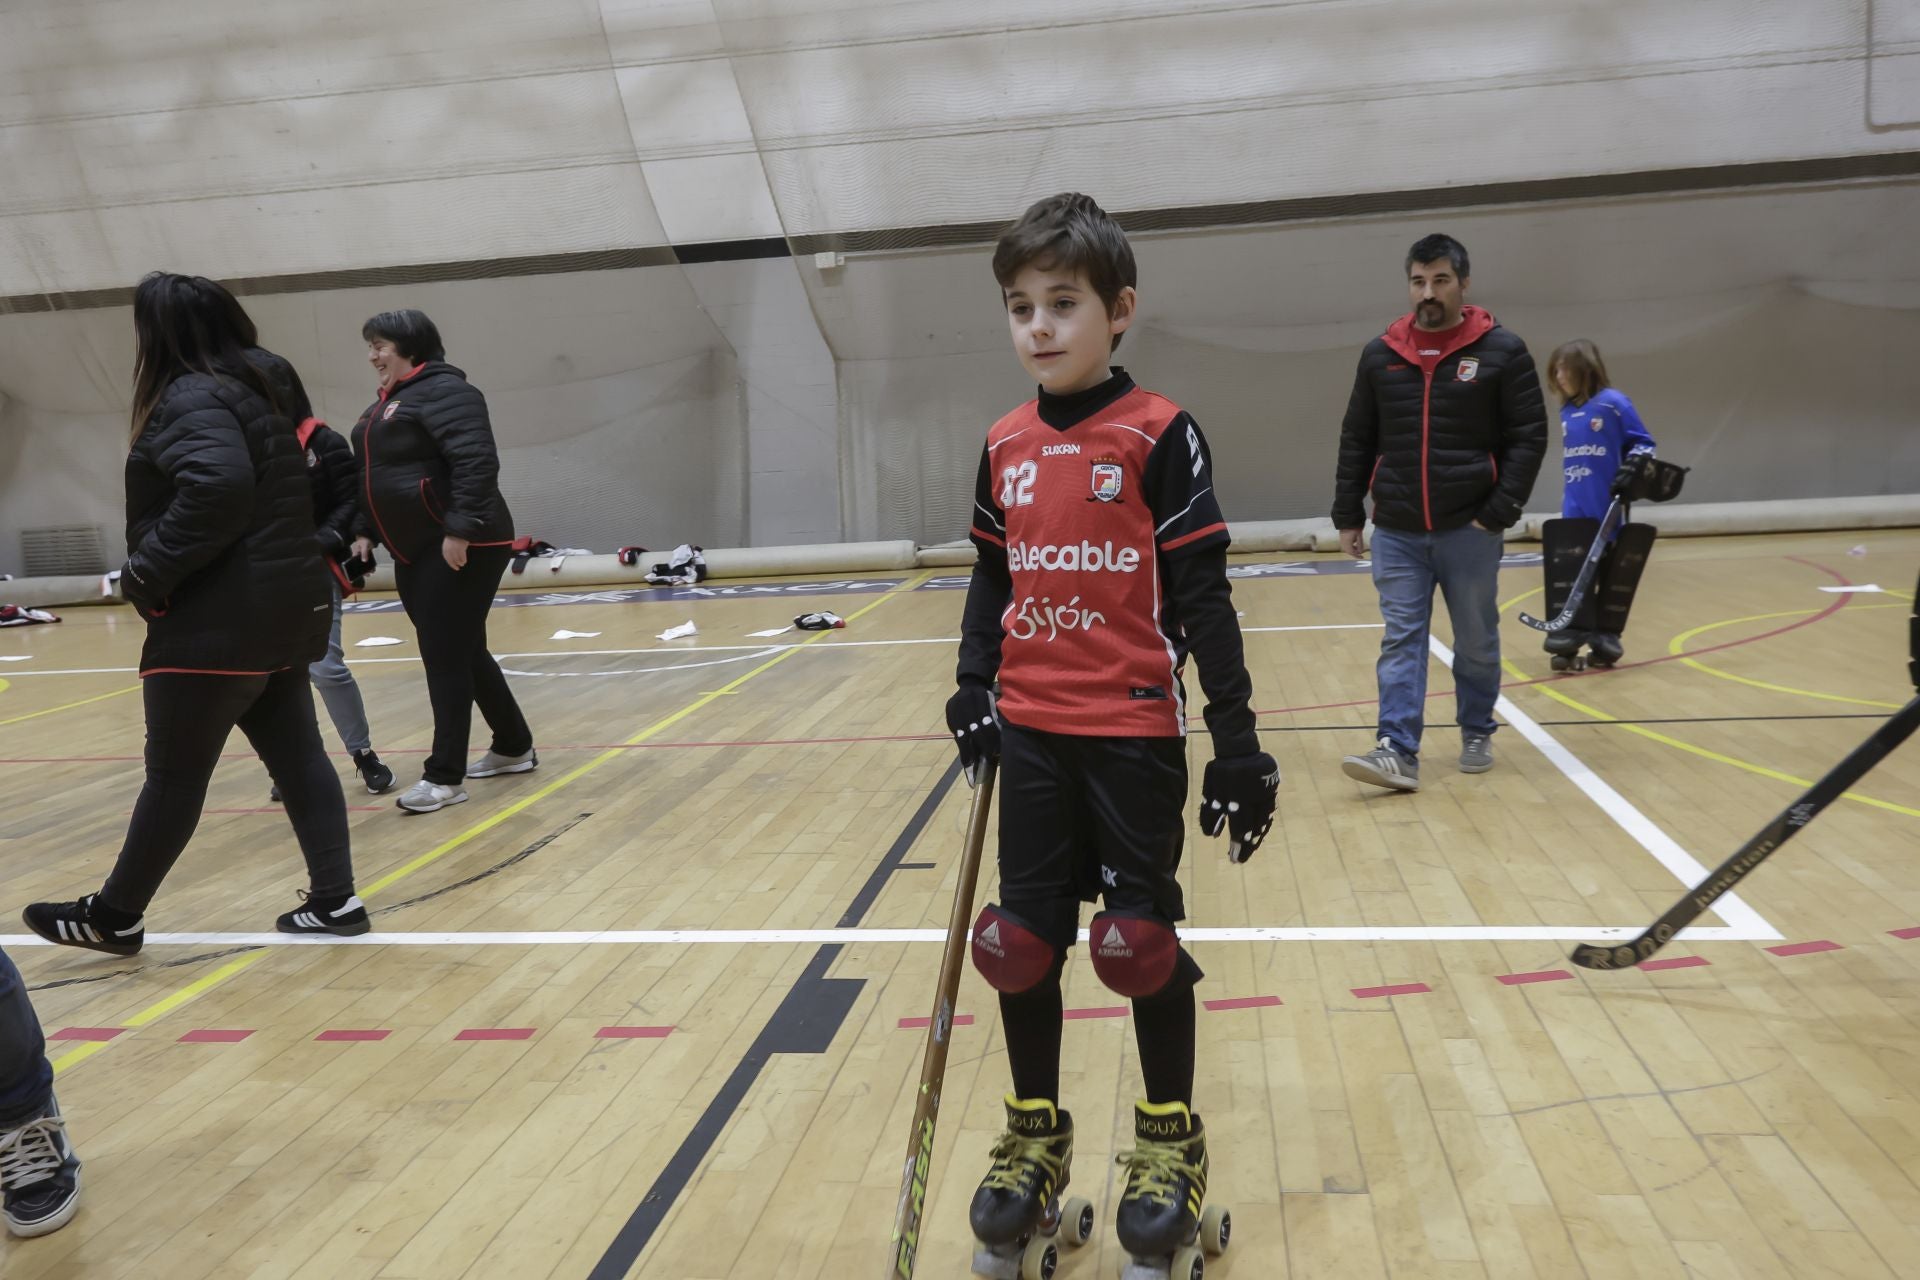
0, 944, 80, 1238
1342, 526, 1433, 791
1435, 523, 1504, 773
238, 669, 369, 937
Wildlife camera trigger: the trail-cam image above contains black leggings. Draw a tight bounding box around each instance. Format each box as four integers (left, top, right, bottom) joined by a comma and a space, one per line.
394, 543, 532, 785
99, 670, 356, 916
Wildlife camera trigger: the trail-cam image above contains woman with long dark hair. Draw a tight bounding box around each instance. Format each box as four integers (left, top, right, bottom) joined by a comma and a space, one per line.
22, 273, 369, 953
350, 308, 535, 813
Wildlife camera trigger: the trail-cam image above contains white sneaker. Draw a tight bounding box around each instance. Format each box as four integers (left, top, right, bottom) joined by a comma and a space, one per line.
396, 780, 468, 814
468, 749, 537, 778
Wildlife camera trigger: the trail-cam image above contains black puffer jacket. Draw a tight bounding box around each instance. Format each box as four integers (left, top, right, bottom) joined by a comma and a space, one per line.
1331, 306, 1548, 533
350, 361, 514, 565
123, 367, 331, 675
249, 347, 357, 554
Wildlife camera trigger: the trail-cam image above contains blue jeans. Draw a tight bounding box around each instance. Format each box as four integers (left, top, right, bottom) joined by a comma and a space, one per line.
1369, 525, 1504, 758
309, 580, 372, 754
0, 945, 53, 1124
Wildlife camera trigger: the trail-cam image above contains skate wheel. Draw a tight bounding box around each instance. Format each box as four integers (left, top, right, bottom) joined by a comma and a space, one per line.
1172, 1244, 1206, 1279
1061, 1196, 1094, 1246
1549, 654, 1572, 671
1019, 1236, 1058, 1280
1200, 1203, 1231, 1256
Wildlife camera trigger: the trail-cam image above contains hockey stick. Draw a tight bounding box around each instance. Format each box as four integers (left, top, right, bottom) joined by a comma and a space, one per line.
1518, 495, 1627, 632
1570, 696, 1920, 970
887, 760, 996, 1279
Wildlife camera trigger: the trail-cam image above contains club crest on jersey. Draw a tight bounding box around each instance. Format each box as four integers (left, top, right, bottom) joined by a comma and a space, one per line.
1455, 357, 1479, 382
1089, 457, 1124, 503
382, 401, 401, 420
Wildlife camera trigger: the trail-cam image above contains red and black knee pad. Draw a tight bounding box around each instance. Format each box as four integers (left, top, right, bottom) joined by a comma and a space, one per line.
970, 904, 1061, 994
1089, 910, 1196, 999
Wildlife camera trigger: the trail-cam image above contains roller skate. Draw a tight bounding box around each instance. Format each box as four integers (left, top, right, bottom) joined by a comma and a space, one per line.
1115, 1100, 1231, 1279
1587, 631, 1624, 668
1544, 629, 1587, 673
970, 1096, 1093, 1280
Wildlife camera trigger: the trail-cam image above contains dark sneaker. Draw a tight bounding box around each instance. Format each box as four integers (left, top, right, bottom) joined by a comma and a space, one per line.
1459, 733, 1494, 774
275, 892, 371, 937
468, 748, 537, 778
1, 1094, 81, 1239
353, 749, 396, 795
269, 782, 283, 804
1340, 738, 1420, 792
21, 895, 144, 956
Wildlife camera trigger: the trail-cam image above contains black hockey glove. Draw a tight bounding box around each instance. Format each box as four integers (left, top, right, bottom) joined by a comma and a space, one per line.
1199, 752, 1280, 864
118, 558, 166, 618
1610, 450, 1652, 499
945, 680, 1000, 788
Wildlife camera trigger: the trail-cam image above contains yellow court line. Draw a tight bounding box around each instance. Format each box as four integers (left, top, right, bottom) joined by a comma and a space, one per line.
1669, 608, 1905, 710
49, 572, 935, 1075
1500, 655, 1920, 819
362, 570, 934, 896
52, 952, 268, 1075
0, 683, 139, 727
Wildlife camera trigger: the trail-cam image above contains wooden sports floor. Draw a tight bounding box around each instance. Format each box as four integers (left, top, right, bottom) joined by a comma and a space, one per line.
3, 529, 1919, 1280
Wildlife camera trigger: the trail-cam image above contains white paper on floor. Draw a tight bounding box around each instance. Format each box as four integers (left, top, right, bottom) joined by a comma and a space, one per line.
355, 636, 406, 646
747, 626, 795, 637
657, 620, 698, 641
1818, 584, 1883, 593
1848, 545, 1868, 556
551, 629, 602, 639
0, 655, 30, 661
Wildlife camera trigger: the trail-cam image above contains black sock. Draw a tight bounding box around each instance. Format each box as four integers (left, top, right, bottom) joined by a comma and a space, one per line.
87, 895, 142, 930
1131, 981, 1196, 1107
999, 960, 1065, 1104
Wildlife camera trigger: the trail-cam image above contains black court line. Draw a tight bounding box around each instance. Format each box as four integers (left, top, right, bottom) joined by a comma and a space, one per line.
587, 762, 961, 1279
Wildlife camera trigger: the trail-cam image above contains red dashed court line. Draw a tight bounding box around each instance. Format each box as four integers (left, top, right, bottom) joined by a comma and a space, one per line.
1889, 926, 1920, 940
49, 1027, 123, 1041
179, 1029, 254, 1043
1638, 956, 1711, 971
898, 1015, 976, 1030
315, 1029, 391, 1042
596, 1026, 676, 1039
1351, 983, 1432, 999
455, 1028, 536, 1041
1765, 940, 1844, 956
1062, 1006, 1129, 1020
1203, 995, 1283, 1012
1496, 970, 1574, 986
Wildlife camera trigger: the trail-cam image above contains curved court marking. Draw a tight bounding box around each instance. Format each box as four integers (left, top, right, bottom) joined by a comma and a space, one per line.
1669, 610, 1906, 710
496, 646, 785, 678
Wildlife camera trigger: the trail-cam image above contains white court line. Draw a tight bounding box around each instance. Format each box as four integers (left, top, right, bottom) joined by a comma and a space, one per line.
1429, 635, 1781, 940
0, 623, 1384, 677
0, 924, 1762, 948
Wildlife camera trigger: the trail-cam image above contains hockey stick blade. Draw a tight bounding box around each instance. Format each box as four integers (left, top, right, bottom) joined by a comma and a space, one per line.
1520, 497, 1627, 632
887, 760, 996, 1279
1570, 696, 1920, 970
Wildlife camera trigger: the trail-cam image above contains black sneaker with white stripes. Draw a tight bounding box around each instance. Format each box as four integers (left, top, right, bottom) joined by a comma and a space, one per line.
275, 892, 371, 937
1, 1093, 81, 1239
20, 895, 144, 956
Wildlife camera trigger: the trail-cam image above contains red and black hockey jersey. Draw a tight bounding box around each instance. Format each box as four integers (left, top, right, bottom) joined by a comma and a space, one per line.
967, 373, 1231, 738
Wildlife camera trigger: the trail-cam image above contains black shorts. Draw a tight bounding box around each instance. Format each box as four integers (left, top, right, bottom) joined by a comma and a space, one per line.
996, 721, 1189, 950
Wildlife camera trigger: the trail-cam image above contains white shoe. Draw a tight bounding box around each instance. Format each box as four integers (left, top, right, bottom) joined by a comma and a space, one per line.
468, 749, 537, 778
396, 780, 468, 813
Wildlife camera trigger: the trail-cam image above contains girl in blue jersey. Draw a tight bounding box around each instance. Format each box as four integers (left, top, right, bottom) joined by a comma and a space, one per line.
1544, 340, 1658, 666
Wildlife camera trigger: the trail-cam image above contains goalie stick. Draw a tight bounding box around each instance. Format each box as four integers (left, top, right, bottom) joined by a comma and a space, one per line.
1519, 495, 1627, 633
887, 760, 996, 1278
1570, 696, 1920, 970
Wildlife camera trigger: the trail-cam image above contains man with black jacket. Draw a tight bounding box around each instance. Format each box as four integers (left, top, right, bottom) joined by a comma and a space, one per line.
1331, 234, 1548, 791
253, 351, 395, 798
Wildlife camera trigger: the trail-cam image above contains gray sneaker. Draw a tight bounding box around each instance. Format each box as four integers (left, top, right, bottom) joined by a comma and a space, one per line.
468, 748, 538, 778
1459, 733, 1494, 774
396, 780, 468, 814
1340, 737, 1420, 792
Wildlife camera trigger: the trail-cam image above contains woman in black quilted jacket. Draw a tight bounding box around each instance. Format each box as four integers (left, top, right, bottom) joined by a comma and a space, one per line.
22, 274, 368, 954
349, 309, 536, 814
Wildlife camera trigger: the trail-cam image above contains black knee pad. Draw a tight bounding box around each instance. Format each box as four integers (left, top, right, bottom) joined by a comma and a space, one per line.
1089, 910, 1199, 999
971, 904, 1064, 994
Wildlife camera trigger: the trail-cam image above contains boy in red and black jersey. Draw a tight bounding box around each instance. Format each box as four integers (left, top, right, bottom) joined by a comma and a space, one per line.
949, 193, 1277, 1270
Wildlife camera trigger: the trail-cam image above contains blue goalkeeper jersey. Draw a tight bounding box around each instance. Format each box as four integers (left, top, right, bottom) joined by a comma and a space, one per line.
1560, 387, 1656, 521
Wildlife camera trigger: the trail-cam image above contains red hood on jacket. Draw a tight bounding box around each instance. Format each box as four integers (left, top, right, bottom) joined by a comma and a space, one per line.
1383, 304, 1495, 368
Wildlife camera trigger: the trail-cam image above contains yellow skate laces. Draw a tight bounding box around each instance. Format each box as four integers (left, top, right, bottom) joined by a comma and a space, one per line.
1115, 1136, 1202, 1208
981, 1130, 1067, 1193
